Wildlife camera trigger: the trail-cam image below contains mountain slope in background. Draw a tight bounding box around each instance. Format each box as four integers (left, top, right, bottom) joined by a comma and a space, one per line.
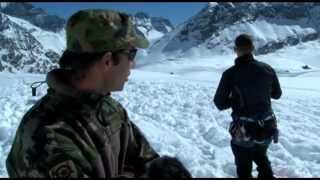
2, 2, 320, 74
145, 2, 320, 62
0, 3, 174, 73
0, 2, 65, 32
0, 12, 65, 73
133, 12, 174, 44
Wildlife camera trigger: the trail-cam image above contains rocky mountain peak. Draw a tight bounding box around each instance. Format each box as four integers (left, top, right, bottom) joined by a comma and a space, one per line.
0, 2, 65, 32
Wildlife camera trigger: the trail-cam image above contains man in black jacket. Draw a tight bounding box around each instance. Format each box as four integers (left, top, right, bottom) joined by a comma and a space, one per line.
213, 34, 282, 179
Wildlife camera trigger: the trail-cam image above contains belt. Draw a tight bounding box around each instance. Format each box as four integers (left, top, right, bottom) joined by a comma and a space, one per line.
238, 114, 275, 127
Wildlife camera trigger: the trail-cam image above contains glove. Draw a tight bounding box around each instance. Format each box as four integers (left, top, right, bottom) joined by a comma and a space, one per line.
145, 156, 192, 178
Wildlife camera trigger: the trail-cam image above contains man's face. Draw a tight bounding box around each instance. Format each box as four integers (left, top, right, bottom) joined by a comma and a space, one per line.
103, 47, 137, 92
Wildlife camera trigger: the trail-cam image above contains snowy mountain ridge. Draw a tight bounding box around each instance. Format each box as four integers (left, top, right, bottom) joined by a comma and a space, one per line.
0, 2, 65, 32
133, 12, 174, 44
2, 2, 320, 74
0, 12, 63, 73
0, 3, 174, 74
143, 2, 320, 63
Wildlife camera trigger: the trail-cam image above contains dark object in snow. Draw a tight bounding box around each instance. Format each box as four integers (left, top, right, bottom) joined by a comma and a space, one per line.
30, 80, 46, 96
145, 156, 192, 178
302, 65, 311, 70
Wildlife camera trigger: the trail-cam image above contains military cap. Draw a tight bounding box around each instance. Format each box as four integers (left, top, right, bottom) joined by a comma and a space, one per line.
66, 9, 149, 53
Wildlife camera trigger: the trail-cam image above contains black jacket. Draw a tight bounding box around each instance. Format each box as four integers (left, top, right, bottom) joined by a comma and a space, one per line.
213, 54, 282, 117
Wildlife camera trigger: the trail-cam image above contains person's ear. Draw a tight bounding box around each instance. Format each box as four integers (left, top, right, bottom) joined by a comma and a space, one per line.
101, 52, 113, 67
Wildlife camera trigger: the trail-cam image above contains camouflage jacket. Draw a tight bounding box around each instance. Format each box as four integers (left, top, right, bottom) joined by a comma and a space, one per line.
6, 69, 159, 178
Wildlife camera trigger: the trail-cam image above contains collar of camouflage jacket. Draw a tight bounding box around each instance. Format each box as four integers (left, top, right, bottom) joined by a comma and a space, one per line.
46, 68, 108, 103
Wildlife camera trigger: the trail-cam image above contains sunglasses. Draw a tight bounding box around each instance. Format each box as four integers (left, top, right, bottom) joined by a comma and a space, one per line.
113, 48, 137, 61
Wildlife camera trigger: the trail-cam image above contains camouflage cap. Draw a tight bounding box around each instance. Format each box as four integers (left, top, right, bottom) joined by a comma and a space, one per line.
66, 9, 149, 53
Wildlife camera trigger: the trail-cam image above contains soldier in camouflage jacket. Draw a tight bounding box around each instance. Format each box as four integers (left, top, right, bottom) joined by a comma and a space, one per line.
6, 9, 159, 178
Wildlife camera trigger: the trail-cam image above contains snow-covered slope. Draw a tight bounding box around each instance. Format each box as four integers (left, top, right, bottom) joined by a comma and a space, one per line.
144, 2, 320, 63
0, 4, 175, 73
5, 14, 65, 53
0, 12, 65, 73
0, 3, 66, 73
0, 2, 65, 32
3, 2, 320, 73
135, 21, 186, 67
140, 39, 320, 81
133, 12, 174, 45
132, 12, 175, 64
1, 38, 320, 177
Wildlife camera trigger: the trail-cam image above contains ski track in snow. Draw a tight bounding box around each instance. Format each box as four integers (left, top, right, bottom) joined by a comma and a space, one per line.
0, 72, 319, 178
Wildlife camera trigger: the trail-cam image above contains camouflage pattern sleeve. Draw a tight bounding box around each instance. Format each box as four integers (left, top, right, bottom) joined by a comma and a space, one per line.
36, 124, 93, 178
6, 121, 92, 177
124, 111, 160, 176
47, 159, 83, 178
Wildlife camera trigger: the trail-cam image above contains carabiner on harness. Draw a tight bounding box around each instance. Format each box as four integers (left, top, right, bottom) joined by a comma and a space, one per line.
258, 119, 265, 127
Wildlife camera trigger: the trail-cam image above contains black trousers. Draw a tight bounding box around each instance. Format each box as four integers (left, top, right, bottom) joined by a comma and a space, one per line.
231, 142, 274, 179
